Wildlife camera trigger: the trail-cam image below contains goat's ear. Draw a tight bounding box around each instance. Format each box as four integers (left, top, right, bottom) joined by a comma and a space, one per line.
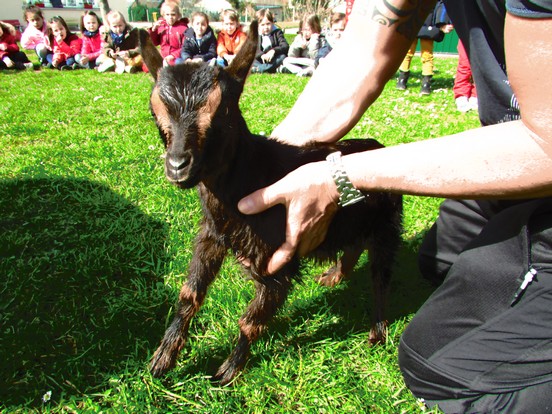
226, 20, 259, 85
138, 28, 163, 81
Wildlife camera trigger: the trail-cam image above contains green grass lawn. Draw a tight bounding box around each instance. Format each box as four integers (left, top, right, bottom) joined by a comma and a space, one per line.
0, 55, 480, 413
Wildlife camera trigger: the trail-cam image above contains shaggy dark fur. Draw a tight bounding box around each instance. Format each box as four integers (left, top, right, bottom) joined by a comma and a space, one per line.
138, 22, 403, 385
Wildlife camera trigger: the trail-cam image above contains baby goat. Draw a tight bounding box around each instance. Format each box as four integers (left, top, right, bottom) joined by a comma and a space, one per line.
139, 22, 402, 385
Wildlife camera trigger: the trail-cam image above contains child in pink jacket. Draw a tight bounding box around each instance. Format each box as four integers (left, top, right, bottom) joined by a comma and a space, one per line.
20, 5, 50, 65
76, 10, 103, 69
149, 1, 188, 67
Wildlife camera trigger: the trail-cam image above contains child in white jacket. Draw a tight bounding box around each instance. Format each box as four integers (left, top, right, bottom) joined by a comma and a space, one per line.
279, 14, 322, 77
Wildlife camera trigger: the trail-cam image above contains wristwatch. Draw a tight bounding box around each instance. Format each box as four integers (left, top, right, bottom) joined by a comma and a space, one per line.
326, 151, 367, 207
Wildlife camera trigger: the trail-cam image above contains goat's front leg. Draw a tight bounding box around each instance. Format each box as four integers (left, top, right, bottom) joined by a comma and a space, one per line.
150, 227, 226, 377
316, 246, 363, 287
213, 272, 294, 385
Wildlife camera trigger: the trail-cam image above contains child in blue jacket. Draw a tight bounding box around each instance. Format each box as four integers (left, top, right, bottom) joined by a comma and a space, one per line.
251, 8, 289, 73
178, 12, 216, 65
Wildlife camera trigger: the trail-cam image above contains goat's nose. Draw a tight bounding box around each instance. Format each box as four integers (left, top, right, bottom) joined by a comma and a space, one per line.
167, 156, 190, 171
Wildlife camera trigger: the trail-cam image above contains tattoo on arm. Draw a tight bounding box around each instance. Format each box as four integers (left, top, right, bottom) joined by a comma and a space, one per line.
370, 0, 435, 40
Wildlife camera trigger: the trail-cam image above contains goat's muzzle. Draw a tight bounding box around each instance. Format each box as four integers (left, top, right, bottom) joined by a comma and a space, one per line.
164, 153, 197, 188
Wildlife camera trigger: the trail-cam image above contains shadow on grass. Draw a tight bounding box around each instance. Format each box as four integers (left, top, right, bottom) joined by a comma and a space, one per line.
394, 70, 455, 91
163, 243, 437, 381
0, 178, 172, 407
271, 244, 436, 345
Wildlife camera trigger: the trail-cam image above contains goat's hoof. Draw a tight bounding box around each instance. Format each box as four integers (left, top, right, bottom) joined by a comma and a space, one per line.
316, 266, 345, 287
150, 345, 180, 378
150, 356, 174, 378
369, 320, 388, 345
212, 360, 242, 386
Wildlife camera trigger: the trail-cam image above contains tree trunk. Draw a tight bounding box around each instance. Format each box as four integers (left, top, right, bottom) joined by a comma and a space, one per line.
98, 0, 111, 24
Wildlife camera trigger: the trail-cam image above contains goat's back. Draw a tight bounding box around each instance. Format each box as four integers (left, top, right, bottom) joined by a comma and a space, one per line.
200, 136, 402, 275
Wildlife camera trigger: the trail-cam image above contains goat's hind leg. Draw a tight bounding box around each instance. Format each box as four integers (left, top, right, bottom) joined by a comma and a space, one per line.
316, 246, 363, 287
150, 228, 226, 377
367, 230, 400, 345
213, 272, 294, 385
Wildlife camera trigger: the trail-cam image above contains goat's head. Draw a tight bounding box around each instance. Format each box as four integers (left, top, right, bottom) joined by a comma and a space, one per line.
139, 22, 258, 188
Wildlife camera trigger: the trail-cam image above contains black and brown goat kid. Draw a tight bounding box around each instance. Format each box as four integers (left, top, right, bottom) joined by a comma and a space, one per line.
138, 22, 403, 385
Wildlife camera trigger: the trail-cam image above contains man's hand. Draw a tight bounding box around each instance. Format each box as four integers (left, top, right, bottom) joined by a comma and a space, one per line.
238, 161, 339, 274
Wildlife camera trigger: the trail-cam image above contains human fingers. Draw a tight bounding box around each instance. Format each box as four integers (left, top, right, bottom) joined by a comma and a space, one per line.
238, 184, 283, 215
266, 241, 296, 274
265, 180, 337, 274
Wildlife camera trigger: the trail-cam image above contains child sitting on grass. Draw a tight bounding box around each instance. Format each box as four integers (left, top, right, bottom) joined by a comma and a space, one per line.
0, 21, 34, 70
252, 8, 289, 74
149, 1, 188, 67
279, 13, 322, 76
178, 11, 216, 65
20, 5, 50, 66
98, 10, 142, 74
46, 16, 82, 70
75, 10, 103, 69
315, 12, 346, 68
215, 9, 247, 67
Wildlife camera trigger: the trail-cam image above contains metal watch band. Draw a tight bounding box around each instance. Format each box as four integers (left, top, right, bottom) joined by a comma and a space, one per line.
326, 151, 367, 207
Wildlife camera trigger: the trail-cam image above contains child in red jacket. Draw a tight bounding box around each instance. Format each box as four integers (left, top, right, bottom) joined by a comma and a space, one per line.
76, 10, 103, 69
0, 21, 34, 70
46, 16, 82, 70
149, 1, 188, 67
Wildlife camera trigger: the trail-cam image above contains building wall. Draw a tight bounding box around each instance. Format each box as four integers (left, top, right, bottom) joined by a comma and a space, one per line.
1, 1, 26, 22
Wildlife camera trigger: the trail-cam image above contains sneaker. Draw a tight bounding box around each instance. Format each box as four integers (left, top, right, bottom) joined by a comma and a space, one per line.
14, 62, 33, 70
72, 63, 81, 70
396, 70, 409, 90
97, 60, 115, 73
60, 65, 73, 71
468, 96, 478, 111
297, 67, 313, 77
124, 65, 139, 74
114, 58, 125, 74
455, 96, 470, 112
276, 66, 291, 74
420, 76, 432, 96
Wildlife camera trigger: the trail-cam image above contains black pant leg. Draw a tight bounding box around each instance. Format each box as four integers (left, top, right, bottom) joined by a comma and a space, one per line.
403, 199, 552, 413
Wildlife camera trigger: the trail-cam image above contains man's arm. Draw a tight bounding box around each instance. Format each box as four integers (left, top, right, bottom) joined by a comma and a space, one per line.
272, 0, 436, 145
239, 7, 552, 274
